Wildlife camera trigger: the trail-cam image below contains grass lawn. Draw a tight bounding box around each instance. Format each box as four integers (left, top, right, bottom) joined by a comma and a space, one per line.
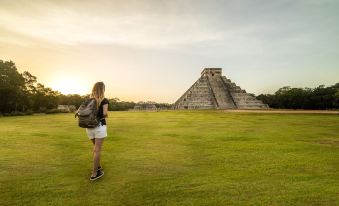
0, 111, 338, 206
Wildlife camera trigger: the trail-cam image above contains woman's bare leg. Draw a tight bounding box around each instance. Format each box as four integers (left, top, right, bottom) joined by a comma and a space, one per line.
91, 139, 101, 169
91, 138, 104, 176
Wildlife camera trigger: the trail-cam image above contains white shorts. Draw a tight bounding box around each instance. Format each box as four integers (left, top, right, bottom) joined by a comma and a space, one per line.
86, 124, 107, 139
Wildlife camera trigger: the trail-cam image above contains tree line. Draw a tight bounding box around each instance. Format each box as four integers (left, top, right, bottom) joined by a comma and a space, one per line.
257, 84, 339, 109
0, 60, 138, 115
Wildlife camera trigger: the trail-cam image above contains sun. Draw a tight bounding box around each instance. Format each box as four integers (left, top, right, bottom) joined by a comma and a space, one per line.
49, 77, 88, 95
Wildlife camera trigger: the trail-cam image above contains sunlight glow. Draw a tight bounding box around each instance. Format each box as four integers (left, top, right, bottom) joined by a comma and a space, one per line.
49, 77, 88, 95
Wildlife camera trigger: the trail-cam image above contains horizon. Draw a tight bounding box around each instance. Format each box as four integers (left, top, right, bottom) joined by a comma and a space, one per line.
1, 0, 338, 103
4, 60, 339, 104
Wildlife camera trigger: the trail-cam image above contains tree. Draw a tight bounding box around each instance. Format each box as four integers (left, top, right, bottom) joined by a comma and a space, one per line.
257, 83, 339, 109
31, 83, 60, 111
0, 60, 25, 113
108, 98, 136, 111
20, 71, 38, 111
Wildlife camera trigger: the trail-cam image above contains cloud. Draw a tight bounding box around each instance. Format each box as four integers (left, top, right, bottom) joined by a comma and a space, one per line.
1, 0, 338, 53
0, 0, 226, 48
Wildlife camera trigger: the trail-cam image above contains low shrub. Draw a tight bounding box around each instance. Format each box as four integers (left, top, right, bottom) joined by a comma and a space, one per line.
45, 109, 70, 114
25, 110, 34, 115
0, 112, 29, 116
11, 111, 25, 116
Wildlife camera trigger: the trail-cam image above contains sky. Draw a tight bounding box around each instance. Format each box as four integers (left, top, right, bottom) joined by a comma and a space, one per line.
0, 0, 338, 103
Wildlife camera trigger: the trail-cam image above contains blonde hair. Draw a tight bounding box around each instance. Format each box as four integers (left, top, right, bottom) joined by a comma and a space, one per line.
90, 82, 105, 108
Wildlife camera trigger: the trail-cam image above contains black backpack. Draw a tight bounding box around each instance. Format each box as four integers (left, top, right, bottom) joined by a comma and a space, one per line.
75, 98, 99, 128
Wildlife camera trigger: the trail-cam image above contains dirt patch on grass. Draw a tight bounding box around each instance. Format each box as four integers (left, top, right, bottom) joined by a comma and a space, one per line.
223, 109, 339, 114
315, 140, 339, 146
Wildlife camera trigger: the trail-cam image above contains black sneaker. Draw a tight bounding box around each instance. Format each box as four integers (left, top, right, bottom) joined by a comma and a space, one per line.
90, 170, 104, 181
98, 166, 103, 171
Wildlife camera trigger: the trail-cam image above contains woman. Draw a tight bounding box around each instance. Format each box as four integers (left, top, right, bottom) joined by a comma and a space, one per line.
86, 82, 109, 181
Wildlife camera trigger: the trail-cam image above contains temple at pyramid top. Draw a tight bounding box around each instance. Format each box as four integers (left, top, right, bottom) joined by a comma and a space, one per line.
201, 68, 222, 76
174, 68, 268, 109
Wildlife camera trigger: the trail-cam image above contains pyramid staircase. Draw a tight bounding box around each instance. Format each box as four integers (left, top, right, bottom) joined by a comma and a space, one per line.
207, 75, 236, 109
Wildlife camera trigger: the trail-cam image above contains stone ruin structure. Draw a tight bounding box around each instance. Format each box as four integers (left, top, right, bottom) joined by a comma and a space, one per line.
134, 101, 157, 110
174, 68, 268, 109
57, 105, 77, 112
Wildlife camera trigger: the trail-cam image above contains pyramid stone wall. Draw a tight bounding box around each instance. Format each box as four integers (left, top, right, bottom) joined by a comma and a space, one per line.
174, 76, 216, 109
174, 68, 268, 109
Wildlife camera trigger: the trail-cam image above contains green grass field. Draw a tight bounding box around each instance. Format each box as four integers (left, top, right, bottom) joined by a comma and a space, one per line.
1, 111, 338, 206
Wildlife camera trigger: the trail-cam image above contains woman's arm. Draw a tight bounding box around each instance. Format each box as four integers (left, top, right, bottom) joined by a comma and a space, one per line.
103, 104, 108, 118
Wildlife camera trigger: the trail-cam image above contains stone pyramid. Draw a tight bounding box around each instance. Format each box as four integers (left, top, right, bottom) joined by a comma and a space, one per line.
174, 68, 268, 109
